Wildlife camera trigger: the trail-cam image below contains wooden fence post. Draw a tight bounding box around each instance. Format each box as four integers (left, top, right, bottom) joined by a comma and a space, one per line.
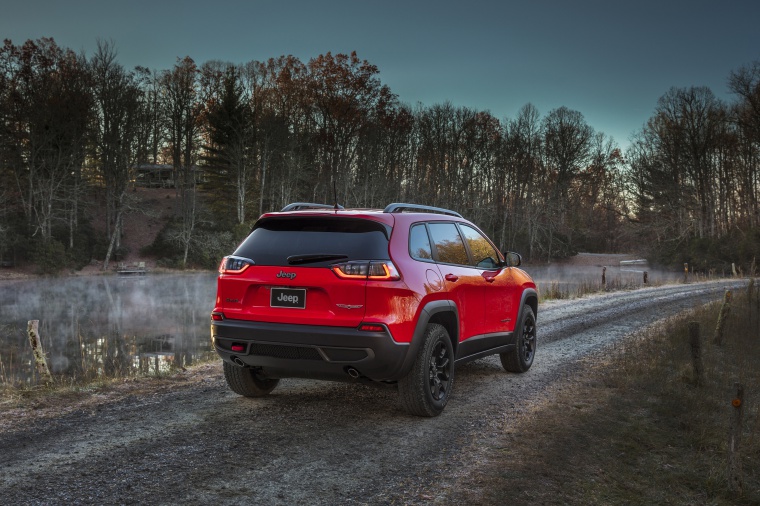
684, 263, 689, 283
688, 322, 703, 386
728, 382, 744, 495
713, 290, 732, 346
27, 320, 53, 385
601, 266, 607, 290
643, 271, 648, 284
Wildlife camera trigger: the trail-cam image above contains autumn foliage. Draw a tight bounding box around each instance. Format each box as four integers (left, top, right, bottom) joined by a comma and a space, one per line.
1, 38, 759, 271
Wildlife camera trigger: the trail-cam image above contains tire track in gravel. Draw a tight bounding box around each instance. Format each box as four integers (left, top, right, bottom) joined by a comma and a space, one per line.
0, 280, 745, 505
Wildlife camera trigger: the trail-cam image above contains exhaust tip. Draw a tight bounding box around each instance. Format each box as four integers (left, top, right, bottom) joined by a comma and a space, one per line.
346, 367, 360, 379
231, 356, 246, 367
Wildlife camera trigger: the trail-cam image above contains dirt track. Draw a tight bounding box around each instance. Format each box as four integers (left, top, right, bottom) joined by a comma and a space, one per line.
0, 280, 745, 505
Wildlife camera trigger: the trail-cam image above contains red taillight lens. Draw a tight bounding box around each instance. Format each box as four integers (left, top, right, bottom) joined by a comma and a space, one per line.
211, 312, 224, 321
332, 261, 369, 279
230, 343, 245, 352
368, 261, 400, 280
219, 256, 254, 274
332, 261, 400, 281
359, 323, 385, 332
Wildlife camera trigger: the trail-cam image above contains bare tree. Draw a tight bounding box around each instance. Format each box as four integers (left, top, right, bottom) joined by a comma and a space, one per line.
542, 106, 594, 258
90, 40, 142, 270
307, 52, 394, 205
134, 66, 166, 165
729, 62, 760, 229
4, 39, 92, 246
161, 57, 202, 266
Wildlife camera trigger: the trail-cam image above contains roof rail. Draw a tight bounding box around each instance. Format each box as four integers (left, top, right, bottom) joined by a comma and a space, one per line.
281, 202, 344, 212
383, 203, 463, 218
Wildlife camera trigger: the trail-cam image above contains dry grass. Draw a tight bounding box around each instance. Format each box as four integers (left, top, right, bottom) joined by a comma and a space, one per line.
0, 361, 222, 433
454, 284, 760, 505
539, 275, 664, 302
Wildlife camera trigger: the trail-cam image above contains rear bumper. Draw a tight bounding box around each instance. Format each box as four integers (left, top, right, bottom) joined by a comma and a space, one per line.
211, 318, 411, 382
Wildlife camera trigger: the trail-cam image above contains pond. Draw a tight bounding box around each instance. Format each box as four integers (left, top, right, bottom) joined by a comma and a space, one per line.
524, 262, 682, 297
0, 273, 217, 385
0, 261, 685, 385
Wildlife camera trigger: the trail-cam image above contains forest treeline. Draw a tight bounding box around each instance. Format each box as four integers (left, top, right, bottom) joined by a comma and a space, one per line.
0, 37, 759, 272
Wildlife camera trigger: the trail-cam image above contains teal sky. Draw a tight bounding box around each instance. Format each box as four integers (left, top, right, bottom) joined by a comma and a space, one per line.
2, 0, 759, 151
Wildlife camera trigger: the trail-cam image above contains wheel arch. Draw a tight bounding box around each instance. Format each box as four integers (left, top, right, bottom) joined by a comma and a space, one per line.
520, 288, 538, 321
397, 300, 459, 379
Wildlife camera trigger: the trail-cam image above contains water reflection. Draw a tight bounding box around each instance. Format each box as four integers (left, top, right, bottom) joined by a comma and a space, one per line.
0, 265, 687, 384
0, 273, 217, 384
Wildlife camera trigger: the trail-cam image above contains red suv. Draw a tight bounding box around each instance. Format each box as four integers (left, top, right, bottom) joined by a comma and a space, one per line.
211, 203, 537, 416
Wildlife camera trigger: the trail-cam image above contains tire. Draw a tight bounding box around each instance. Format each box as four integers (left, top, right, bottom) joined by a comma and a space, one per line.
223, 361, 280, 397
500, 304, 536, 373
398, 323, 454, 417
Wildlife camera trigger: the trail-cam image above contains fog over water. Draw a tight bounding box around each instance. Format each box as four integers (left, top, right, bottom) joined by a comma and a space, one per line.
524, 263, 682, 295
0, 261, 685, 384
0, 273, 217, 384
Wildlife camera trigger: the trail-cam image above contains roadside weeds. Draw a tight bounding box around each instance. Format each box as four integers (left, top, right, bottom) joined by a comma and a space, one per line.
0, 362, 221, 433
447, 287, 759, 505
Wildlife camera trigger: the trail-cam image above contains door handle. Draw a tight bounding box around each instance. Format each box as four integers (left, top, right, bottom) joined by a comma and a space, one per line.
445, 274, 459, 282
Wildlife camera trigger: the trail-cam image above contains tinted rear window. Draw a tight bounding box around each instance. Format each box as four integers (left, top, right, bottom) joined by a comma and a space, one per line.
234, 217, 391, 266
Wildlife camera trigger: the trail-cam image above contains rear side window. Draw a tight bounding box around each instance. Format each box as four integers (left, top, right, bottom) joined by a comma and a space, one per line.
234, 217, 391, 266
409, 224, 433, 260
428, 223, 469, 266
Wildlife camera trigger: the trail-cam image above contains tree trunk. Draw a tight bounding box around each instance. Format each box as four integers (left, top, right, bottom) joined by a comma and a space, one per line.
27, 320, 53, 385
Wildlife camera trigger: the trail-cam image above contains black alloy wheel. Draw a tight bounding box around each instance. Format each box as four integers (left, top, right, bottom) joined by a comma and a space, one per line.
398, 323, 455, 417
428, 339, 452, 401
500, 304, 537, 373
520, 311, 536, 365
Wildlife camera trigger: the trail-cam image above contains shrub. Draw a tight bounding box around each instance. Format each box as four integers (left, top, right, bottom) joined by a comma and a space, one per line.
32, 238, 67, 274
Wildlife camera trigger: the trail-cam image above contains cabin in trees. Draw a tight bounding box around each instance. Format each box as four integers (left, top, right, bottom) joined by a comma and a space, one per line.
133, 164, 205, 188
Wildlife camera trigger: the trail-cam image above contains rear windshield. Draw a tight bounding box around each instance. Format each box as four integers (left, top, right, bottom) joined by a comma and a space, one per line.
234, 217, 391, 266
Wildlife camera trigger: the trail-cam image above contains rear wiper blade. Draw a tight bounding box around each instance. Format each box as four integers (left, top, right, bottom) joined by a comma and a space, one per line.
287, 254, 349, 265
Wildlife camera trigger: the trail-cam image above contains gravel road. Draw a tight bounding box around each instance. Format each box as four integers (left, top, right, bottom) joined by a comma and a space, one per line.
0, 280, 745, 505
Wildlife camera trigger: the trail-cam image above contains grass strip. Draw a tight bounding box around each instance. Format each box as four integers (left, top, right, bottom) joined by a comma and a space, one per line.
454, 285, 759, 505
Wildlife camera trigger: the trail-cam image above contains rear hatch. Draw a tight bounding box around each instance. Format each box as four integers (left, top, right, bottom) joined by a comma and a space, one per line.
217, 215, 392, 327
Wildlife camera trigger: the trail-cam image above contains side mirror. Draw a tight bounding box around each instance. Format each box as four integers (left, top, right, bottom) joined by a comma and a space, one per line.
504, 251, 522, 267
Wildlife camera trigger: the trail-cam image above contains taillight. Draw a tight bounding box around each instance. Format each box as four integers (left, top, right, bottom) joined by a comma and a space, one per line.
211, 312, 224, 321
332, 261, 400, 281
219, 256, 254, 274
359, 323, 386, 332
368, 262, 400, 280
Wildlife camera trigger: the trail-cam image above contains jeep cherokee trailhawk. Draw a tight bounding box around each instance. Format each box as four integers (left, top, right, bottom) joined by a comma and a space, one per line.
211, 203, 538, 416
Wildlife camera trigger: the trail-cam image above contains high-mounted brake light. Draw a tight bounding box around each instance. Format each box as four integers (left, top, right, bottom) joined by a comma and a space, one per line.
219, 256, 254, 274
332, 261, 400, 281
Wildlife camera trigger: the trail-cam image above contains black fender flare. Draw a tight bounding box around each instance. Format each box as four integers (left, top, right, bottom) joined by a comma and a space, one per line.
395, 300, 459, 380
517, 288, 539, 329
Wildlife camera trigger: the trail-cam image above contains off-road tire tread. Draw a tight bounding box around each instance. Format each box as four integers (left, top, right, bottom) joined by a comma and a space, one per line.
398, 323, 453, 417
500, 304, 536, 373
